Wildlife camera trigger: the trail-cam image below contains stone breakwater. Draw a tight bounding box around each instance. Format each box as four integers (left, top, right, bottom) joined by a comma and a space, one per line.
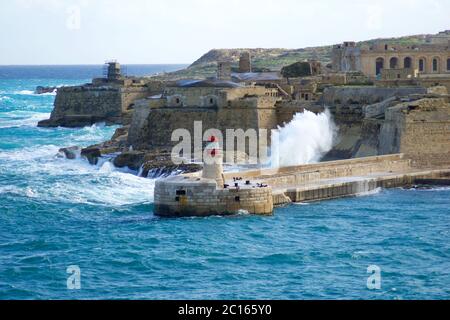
154, 154, 450, 217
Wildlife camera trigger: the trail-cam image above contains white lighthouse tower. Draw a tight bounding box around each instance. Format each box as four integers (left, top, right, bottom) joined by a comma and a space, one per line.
202, 136, 224, 188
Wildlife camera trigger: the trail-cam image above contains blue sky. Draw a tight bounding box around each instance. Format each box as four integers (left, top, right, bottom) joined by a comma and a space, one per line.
1, 0, 449, 65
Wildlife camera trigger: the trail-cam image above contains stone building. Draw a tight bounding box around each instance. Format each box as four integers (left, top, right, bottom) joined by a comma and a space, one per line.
127, 78, 315, 155
333, 40, 450, 78
331, 42, 361, 72
426, 30, 450, 45
38, 61, 165, 128
106, 61, 122, 81
239, 51, 252, 73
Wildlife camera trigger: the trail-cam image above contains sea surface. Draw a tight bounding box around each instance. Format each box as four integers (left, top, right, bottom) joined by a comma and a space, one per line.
0, 65, 449, 300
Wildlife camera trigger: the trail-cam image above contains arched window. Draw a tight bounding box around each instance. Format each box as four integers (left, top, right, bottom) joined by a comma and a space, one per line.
375, 57, 384, 75
447, 58, 450, 71
433, 58, 439, 72
390, 57, 398, 69
419, 58, 426, 72
404, 57, 412, 69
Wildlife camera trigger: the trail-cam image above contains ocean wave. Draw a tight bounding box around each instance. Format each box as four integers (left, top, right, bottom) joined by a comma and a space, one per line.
13, 90, 56, 96
356, 187, 382, 197
0, 112, 50, 129
0, 96, 13, 102
403, 186, 450, 192
0, 144, 156, 206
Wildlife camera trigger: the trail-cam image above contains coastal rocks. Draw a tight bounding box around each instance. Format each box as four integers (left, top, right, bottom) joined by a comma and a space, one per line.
35, 86, 57, 94
38, 115, 107, 128
81, 147, 102, 165
111, 126, 129, 143
112, 150, 202, 177
113, 151, 145, 170
141, 161, 202, 178
58, 146, 80, 160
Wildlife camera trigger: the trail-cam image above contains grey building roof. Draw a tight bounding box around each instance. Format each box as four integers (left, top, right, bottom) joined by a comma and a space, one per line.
231, 72, 282, 82
175, 79, 243, 88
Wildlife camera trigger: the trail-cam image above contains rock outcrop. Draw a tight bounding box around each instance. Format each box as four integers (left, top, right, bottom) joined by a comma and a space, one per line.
35, 86, 57, 94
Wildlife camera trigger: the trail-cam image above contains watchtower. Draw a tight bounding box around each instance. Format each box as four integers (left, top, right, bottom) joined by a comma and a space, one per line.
217, 61, 231, 81
106, 61, 121, 81
239, 51, 252, 73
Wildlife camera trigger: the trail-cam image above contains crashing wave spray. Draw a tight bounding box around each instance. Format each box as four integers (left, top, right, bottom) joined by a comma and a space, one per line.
270, 109, 337, 168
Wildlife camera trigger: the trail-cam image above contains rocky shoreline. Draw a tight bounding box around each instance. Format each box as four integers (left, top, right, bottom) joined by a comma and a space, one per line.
59, 125, 202, 178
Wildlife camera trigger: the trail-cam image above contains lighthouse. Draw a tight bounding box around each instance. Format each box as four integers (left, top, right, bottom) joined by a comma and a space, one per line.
202, 136, 224, 188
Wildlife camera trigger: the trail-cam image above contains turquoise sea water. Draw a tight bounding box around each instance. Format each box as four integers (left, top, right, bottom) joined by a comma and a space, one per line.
0, 66, 449, 300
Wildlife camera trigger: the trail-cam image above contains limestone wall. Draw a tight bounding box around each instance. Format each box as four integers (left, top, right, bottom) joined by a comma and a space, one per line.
379, 98, 450, 167
127, 101, 291, 154
39, 84, 154, 128
39, 86, 123, 127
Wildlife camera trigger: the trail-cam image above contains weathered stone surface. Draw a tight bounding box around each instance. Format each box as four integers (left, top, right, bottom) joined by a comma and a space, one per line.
58, 146, 80, 160
38, 80, 165, 128
81, 147, 102, 165
142, 162, 202, 178
113, 151, 146, 170
35, 86, 57, 94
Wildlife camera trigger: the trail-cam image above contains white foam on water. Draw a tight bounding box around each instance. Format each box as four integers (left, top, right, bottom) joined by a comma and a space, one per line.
0, 96, 13, 102
0, 111, 50, 129
0, 145, 156, 206
404, 186, 450, 192
356, 187, 382, 197
270, 109, 337, 168
13, 90, 56, 96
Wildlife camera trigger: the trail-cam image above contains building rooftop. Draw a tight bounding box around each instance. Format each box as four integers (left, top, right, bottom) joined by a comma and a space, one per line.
175, 79, 243, 88
231, 72, 281, 82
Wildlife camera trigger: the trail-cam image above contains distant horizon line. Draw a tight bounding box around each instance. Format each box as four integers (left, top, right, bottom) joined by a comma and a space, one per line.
0, 63, 190, 67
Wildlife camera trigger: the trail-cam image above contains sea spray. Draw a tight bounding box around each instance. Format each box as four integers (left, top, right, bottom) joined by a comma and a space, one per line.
271, 109, 337, 167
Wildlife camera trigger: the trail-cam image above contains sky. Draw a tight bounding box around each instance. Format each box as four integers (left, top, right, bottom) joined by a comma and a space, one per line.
0, 0, 449, 65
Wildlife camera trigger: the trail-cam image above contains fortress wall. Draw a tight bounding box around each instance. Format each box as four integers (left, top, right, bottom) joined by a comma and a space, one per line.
398, 99, 450, 167
127, 102, 286, 153
120, 87, 155, 111
379, 98, 450, 167
128, 107, 217, 150
43, 87, 123, 127
39, 85, 154, 128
